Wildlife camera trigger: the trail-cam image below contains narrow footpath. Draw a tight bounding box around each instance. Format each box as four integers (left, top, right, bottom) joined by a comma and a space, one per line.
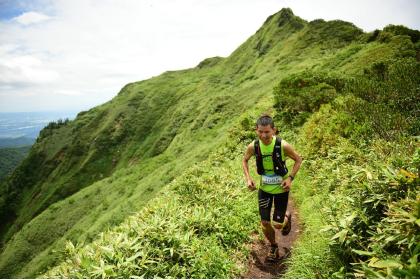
242, 199, 301, 278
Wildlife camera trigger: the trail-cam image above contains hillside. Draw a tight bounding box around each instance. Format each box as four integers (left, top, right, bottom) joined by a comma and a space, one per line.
0, 8, 419, 278
0, 146, 31, 181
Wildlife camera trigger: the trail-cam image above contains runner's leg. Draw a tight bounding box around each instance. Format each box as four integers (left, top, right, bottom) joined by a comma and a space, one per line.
258, 189, 276, 245
272, 191, 289, 229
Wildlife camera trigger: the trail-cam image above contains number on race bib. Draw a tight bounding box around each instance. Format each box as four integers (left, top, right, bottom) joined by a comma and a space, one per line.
262, 175, 282, 185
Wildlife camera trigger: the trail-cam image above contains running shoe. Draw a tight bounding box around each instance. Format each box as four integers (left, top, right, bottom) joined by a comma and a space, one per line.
266, 244, 280, 262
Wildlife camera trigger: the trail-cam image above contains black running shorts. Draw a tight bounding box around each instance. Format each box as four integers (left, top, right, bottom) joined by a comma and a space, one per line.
258, 189, 289, 223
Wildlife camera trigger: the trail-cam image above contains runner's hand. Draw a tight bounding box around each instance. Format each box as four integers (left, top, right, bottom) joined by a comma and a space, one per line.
247, 179, 256, 191
282, 177, 292, 191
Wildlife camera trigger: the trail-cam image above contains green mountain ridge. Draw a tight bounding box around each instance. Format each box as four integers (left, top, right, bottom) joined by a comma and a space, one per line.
0, 8, 418, 278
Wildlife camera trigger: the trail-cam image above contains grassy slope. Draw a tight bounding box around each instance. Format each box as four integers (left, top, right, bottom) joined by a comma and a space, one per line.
284, 112, 418, 278
44, 123, 263, 278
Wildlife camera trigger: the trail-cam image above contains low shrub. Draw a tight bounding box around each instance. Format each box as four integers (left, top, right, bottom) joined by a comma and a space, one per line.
273, 71, 347, 127
44, 139, 259, 278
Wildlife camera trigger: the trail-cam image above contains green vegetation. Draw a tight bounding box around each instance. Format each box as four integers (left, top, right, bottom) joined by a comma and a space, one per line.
37, 118, 71, 140
280, 57, 419, 278
45, 129, 260, 278
273, 71, 347, 127
0, 7, 418, 278
0, 146, 31, 181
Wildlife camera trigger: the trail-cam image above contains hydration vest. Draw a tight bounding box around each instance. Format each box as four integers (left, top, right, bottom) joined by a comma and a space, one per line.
254, 137, 288, 176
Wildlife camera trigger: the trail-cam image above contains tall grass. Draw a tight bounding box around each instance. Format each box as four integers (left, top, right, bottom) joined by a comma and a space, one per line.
44, 129, 261, 278
278, 56, 419, 278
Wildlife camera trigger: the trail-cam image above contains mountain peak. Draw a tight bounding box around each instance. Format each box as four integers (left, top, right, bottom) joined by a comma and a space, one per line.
262, 8, 305, 30
277, 7, 295, 18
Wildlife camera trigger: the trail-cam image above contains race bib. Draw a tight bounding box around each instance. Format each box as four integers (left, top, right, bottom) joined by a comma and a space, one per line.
261, 175, 283, 185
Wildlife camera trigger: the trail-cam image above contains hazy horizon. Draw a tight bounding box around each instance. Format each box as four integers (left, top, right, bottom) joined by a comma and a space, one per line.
0, 110, 77, 139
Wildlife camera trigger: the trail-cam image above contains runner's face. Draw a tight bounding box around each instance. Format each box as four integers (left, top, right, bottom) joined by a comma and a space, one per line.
256, 125, 276, 145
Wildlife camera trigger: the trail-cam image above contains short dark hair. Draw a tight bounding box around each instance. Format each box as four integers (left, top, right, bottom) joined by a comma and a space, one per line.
256, 114, 275, 128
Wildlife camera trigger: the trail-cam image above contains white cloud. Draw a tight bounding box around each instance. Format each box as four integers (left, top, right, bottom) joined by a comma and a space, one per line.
55, 89, 83, 96
13, 11, 51, 25
0, 0, 419, 112
0, 51, 60, 85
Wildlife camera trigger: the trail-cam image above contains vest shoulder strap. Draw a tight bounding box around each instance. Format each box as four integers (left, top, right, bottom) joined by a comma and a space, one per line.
272, 136, 288, 176
273, 136, 285, 162
254, 138, 264, 175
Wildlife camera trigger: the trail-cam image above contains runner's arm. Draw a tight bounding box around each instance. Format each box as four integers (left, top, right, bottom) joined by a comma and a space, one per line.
281, 141, 302, 191
283, 141, 302, 179
242, 143, 256, 190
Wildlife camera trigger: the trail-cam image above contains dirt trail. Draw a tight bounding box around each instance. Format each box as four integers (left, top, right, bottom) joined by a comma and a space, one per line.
242, 199, 301, 279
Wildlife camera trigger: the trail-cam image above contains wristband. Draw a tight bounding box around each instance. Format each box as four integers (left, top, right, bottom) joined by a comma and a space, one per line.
288, 175, 294, 181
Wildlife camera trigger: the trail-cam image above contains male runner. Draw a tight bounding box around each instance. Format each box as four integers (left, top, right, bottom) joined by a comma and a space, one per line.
242, 114, 302, 261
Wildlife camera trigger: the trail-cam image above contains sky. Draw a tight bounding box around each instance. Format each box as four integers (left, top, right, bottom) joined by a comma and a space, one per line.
0, 0, 419, 113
